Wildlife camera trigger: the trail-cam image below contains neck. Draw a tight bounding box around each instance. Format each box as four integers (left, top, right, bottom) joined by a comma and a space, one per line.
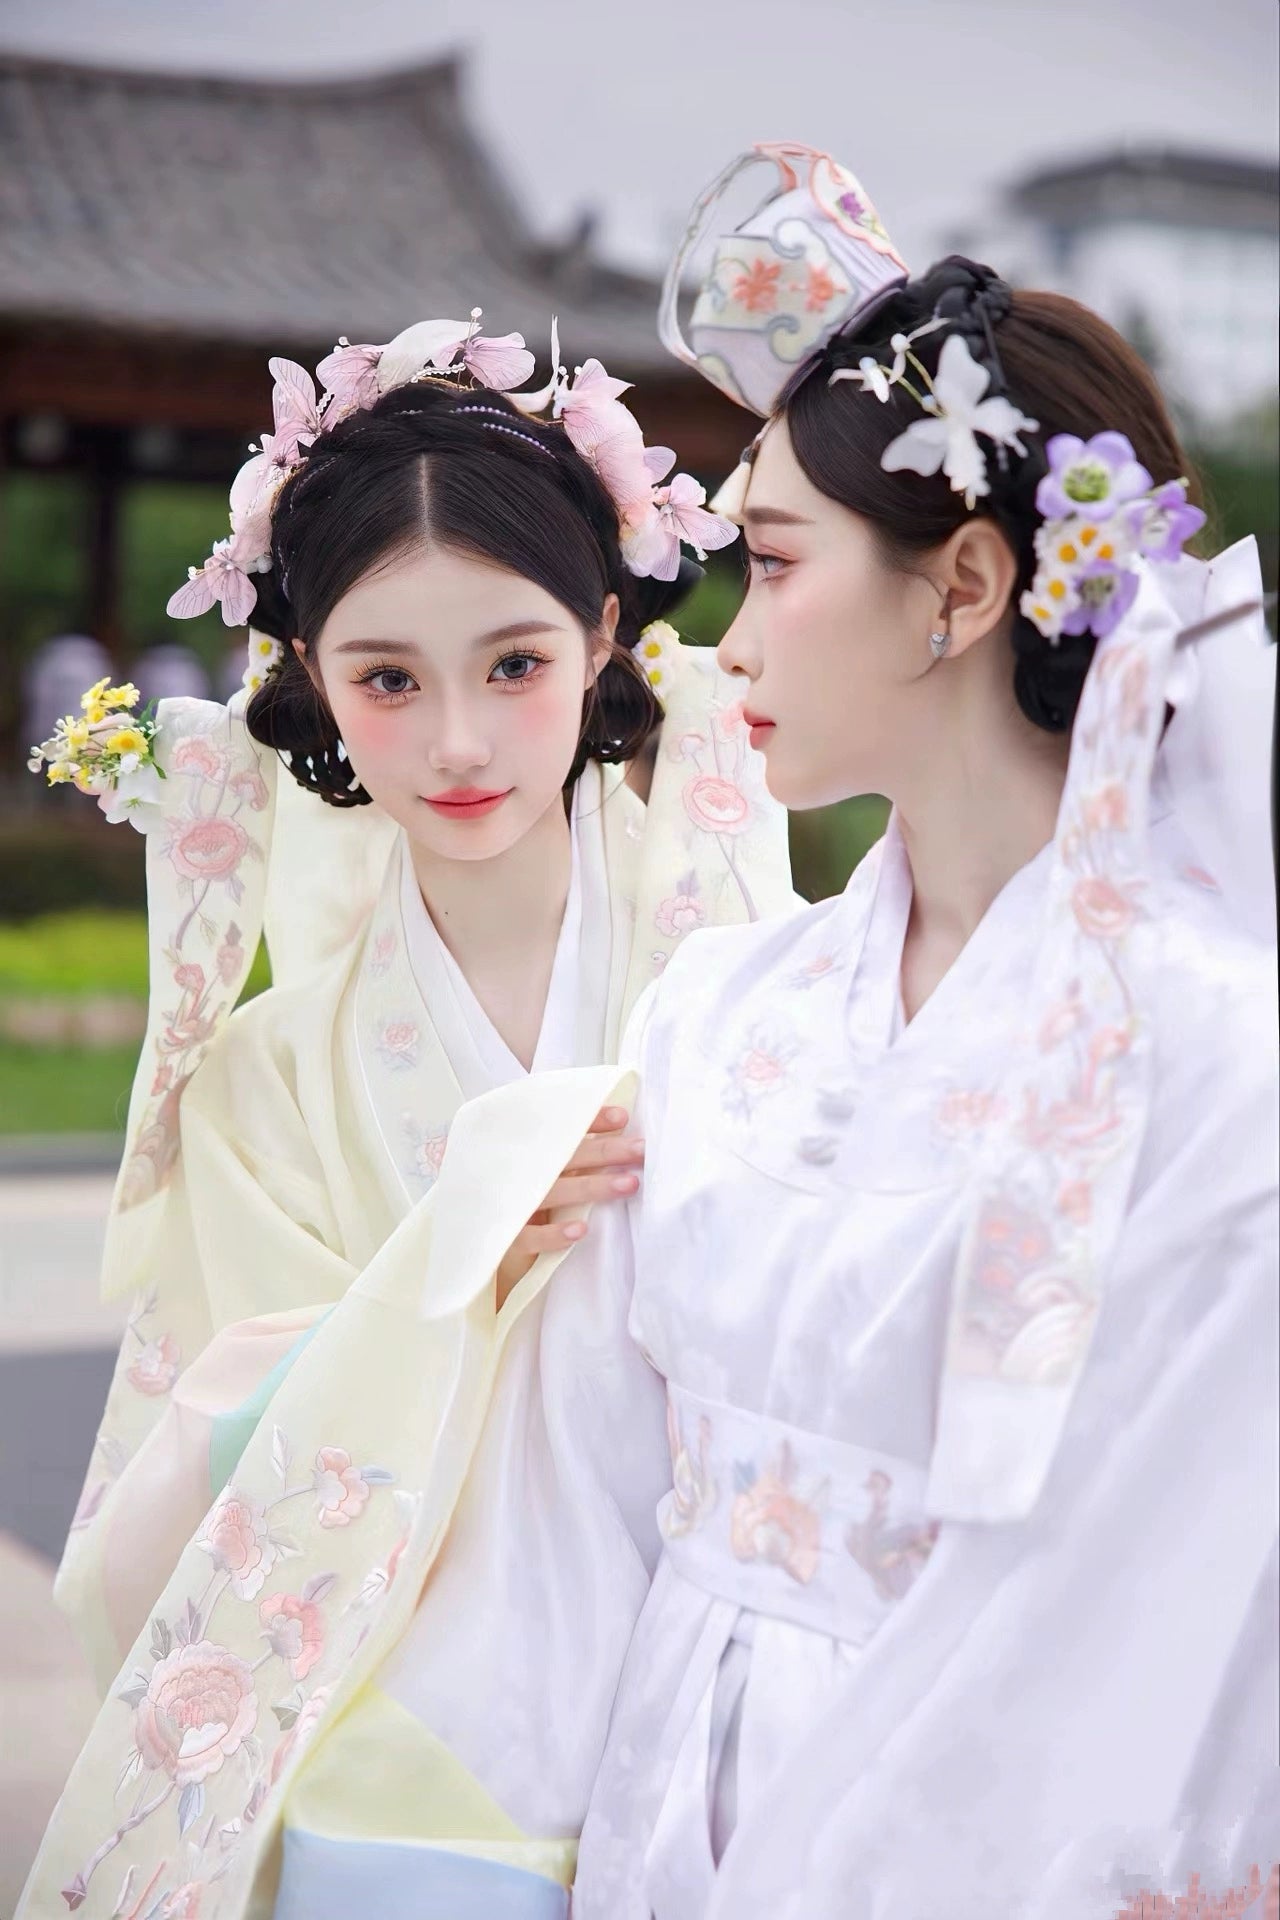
893, 662, 1070, 1017
409, 791, 573, 988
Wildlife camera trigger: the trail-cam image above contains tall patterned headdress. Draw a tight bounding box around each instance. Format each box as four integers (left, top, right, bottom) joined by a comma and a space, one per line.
659, 142, 908, 419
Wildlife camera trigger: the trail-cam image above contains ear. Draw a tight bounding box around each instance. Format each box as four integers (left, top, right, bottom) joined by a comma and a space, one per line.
588, 593, 621, 683
934, 519, 1019, 659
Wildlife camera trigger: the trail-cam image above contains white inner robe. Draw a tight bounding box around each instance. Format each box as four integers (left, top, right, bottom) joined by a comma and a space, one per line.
371, 788, 669, 1839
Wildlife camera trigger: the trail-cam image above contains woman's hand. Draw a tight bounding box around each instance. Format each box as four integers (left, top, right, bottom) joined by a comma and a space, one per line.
496, 1105, 644, 1304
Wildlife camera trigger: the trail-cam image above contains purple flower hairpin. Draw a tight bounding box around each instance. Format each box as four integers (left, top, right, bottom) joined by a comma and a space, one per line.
1022, 433, 1206, 644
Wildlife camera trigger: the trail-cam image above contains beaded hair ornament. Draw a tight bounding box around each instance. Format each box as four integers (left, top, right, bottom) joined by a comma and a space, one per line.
165, 310, 737, 691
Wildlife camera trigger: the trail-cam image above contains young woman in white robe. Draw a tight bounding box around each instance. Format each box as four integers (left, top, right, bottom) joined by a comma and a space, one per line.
515, 149, 1277, 1919
16, 321, 793, 1919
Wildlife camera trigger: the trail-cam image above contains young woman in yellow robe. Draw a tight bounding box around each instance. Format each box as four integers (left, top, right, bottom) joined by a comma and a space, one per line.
18, 316, 793, 1918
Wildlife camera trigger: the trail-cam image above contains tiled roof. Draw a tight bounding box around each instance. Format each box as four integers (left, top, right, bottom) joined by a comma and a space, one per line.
1012, 145, 1279, 232
0, 52, 668, 366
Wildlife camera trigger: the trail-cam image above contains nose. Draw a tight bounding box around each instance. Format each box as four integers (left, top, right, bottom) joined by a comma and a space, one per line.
427, 693, 493, 777
716, 599, 762, 684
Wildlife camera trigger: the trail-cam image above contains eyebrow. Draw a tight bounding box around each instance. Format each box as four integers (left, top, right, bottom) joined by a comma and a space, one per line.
331, 619, 563, 658
742, 507, 813, 528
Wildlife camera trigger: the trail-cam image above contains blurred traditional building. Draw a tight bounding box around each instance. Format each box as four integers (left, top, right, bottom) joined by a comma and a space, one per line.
0, 52, 746, 665
957, 146, 1279, 436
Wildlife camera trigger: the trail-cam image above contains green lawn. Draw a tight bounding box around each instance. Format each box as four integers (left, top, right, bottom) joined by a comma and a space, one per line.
0, 1041, 139, 1135
0, 911, 270, 1134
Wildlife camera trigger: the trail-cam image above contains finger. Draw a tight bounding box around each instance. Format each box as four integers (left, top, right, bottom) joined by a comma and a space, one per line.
564, 1132, 645, 1176
586, 1105, 630, 1134
540, 1168, 640, 1214
512, 1219, 589, 1259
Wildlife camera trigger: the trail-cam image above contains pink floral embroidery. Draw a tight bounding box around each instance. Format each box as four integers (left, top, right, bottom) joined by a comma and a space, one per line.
683, 773, 750, 836
312, 1447, 372, 1529
64, 1421, 396, 1910
170, 737, 228, 781
655, 881, 706, 939
268, 1683, 332, 1786
196, 1490, 279, 1600
1056, 1179, 1093, 1224
724, 1020, 797, 1121
844, 1469, 938, 1602
376, 1018, 420, 1071
368, 927, 398, 977
1070, 873, 1138, 939
805, 263, 840, 312
729, 1441, 824, 1585
119, 718, 268, 1212
732, 259, 781, 313
228, 766, 270, 810
1081, 779, 1129, 833
400, 1115, 449, 1192
167, 815, 250, 888
126, 1333, 181, 1397
258, 1592, 326, 1679
713, 698, 748, 737
134, 1640, 258, 1786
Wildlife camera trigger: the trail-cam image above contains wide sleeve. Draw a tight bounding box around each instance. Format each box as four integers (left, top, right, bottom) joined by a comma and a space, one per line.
54, 1000, 362, 1696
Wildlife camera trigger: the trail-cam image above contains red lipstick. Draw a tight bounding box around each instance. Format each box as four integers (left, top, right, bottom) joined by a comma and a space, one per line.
742, 709, 775, 748
424, 786, 513, 820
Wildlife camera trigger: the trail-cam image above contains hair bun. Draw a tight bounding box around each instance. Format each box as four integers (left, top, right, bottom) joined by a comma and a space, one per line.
930, 257, 1012, 332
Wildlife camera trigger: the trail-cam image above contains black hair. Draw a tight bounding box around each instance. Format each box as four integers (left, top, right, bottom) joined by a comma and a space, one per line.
782, 256, 1200, 732
246, 381, 696, 804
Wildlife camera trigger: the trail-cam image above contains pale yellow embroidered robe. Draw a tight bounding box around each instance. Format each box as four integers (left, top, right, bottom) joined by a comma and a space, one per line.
19, 637, 794, 1919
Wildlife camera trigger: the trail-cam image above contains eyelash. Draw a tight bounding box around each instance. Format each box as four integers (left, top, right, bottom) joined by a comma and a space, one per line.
745, 548, 788, 583
354, 650, 553, 705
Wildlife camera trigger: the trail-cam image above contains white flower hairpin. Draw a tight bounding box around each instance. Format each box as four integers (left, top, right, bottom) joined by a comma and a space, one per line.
832, 326, 1038, 511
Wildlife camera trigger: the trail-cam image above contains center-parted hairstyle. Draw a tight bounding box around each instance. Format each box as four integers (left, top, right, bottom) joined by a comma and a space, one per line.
245, 383, 696, 805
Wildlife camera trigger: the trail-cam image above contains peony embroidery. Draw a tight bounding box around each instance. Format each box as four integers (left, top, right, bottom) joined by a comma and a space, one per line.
134, 1640, 258, 1787
167, 815, 251, 889
683, 774, 750, 836
64, 1424, 396, 1909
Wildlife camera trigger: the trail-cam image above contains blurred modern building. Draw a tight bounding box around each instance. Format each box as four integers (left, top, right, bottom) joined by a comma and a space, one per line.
0, 52, 746, 675
958, 146, 1279, 436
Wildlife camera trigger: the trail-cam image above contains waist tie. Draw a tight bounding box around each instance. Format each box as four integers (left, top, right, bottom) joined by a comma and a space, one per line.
658, 1382, 939, 1644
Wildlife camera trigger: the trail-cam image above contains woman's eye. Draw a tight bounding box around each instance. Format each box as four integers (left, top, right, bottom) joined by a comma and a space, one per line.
489, 652, 546, 686
362, 666, 417, 698
746, 549, 788, 581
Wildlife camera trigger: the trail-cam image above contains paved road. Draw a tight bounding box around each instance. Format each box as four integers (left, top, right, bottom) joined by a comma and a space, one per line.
0, 1171, 121, 1912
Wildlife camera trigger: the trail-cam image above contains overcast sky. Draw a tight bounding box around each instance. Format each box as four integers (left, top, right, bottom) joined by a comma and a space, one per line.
4, 0, 1277, 274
